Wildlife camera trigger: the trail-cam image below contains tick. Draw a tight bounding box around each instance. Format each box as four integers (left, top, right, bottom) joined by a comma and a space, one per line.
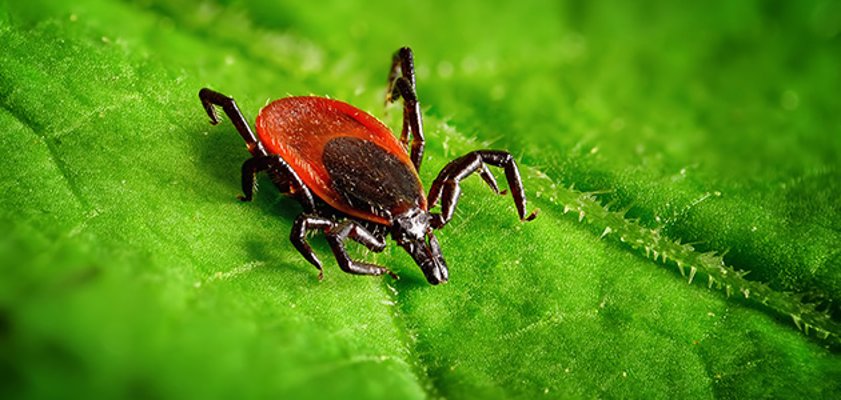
199, 47, 537, 285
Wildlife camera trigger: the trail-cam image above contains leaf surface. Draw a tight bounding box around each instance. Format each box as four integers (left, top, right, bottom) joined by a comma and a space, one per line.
1, 1, 840, 398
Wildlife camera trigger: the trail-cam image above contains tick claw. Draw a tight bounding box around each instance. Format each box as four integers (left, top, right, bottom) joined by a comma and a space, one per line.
524, 208, 540, 222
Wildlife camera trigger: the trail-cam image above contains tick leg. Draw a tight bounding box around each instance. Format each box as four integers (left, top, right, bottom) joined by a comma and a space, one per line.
240, 155, 316, 213
199, 88, 267, 158
291, 214, 334, 280
479, 164, 502, 194
326, 220, 396, 279
291, 215, 394, 280
385, 47, 425, 171
428, 150, 539, 228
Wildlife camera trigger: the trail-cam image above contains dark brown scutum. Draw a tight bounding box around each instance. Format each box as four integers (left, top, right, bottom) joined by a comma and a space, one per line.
323, 136, 423, 219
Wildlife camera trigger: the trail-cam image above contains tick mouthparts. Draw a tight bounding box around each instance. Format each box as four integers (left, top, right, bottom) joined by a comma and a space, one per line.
422, 260, 449, 285
403, 237, 449, 285
421, 248, 449, 285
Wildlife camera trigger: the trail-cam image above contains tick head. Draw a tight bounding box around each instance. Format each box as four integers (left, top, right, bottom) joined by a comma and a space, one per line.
392, 209, 449, 285
392, 208, 430, 244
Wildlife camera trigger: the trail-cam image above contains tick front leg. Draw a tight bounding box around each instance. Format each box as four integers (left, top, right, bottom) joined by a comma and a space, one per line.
385, 47, 425, 171
199, 88, 266, 158
326, 220, 397, 279
240, 155, 316, 213
428, 150, 539, 228
290, 215, 394, 280
290, 214, 334, 280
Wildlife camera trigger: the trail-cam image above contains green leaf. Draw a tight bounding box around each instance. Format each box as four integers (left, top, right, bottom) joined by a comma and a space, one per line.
2, 0, 840, 398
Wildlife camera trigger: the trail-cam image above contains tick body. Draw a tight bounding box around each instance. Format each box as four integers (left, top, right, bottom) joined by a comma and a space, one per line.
199, 47, 536, 285
257, 97, 425, 224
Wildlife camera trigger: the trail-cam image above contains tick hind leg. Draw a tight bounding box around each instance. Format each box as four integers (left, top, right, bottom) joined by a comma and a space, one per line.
240, 155, 316, 213
428, 150, 539, 229
291, 214, 396, 281
385, 47, 425, 171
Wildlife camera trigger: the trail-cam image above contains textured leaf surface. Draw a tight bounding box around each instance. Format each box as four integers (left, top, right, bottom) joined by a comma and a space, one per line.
1, 1, 840, 398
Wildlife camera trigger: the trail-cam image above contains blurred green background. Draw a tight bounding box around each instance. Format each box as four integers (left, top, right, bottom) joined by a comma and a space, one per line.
1, 0, 840, 398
